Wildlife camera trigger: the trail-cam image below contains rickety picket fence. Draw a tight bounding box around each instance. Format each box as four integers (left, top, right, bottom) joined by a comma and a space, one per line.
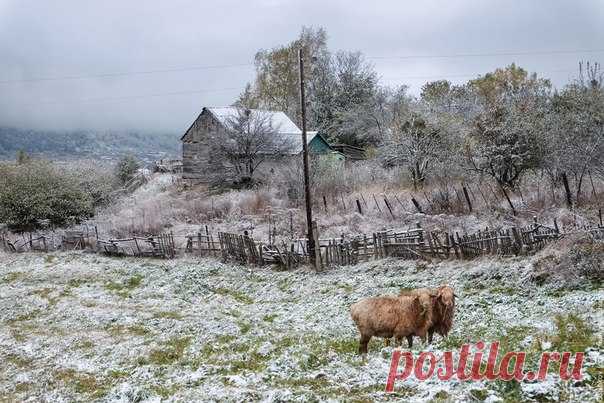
96, 233, 176, 258
2, 218, 603, 267
219, 218, 604, 268
184, 226, 220, 257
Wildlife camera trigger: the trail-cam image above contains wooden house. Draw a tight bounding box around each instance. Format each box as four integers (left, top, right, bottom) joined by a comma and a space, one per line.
181, 106, 334, 182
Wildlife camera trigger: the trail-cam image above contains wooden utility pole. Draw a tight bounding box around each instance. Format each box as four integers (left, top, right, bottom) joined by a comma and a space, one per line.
298, 48, 316, 268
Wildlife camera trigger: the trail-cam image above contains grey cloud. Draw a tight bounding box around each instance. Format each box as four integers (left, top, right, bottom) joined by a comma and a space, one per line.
0, 0, 602, 132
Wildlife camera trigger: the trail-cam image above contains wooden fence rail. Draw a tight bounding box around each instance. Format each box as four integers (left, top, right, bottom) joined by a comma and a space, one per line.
2, 220, 603, 267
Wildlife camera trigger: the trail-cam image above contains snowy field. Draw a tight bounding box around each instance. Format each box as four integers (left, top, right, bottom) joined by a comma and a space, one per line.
0, 251, 602, 402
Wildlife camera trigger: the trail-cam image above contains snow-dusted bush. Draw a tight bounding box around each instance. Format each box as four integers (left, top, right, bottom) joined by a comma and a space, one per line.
531, 233, 604, 289
0, 160, 94, 231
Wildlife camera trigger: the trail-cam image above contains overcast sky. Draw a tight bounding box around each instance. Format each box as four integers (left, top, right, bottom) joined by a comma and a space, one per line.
0, 0, 602, 133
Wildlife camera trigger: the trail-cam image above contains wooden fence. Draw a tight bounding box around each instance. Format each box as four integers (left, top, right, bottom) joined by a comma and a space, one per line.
2, 218, 603, 267
1, 230, 176, 259
210, 219, 604, 269
94, 233, 176, 258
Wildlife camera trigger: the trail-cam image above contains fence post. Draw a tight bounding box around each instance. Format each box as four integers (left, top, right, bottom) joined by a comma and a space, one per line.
312, 221, 321, 272
372, 194, 382, 213
462, 185, 473, 213
411, 198, 423, 214
197, 231, 202, 256
511, 227, 522, 255
384, 197, 395, 219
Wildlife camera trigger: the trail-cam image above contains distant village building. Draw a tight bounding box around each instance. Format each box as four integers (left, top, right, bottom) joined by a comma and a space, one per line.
181, 106, 338, 182
331, 143, 366, 161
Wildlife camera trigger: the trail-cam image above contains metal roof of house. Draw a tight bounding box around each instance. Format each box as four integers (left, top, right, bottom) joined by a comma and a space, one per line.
183, 106, 331, 155
206, 107, 302, 134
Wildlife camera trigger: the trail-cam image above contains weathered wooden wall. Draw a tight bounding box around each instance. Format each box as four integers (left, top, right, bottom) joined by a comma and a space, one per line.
181, 110, 226, 182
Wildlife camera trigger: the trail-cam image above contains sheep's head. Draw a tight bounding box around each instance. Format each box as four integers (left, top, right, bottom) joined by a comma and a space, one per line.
432, 285, 456, 335
437, 285, 455, 309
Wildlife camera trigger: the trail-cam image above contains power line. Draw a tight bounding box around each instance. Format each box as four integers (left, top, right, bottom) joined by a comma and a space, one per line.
0, 62, 254, 85
368, 48, 604, 60
2, 48, 602, 85
33, 86, 242, 106
382, 68, 578, 81
19, 66, 585, 106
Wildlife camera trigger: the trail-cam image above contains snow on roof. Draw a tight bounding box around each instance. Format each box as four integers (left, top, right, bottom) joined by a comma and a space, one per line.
204, 107, 326, 154
206, 107, 301, 134
280, 131, 318, 154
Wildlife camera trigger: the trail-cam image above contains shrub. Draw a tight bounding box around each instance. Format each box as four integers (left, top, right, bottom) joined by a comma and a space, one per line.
115, 155, 140, 185
60, 160, 118, 206
0, 160, 94, 232
531, 233, 604, 289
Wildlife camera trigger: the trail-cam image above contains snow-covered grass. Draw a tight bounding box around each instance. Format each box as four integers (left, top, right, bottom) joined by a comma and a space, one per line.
0, 250, 602, 402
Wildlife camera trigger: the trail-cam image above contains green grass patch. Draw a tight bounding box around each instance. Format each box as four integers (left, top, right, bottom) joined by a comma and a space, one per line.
237, 320, 252, 334
277, 278, 292, 292
2, 271, 24, 284
104, 274, 144, 297
151, 383, 180, 398
339, 283, 354, 293
54, 369, 111, 399
214, 287, 253, 304
108, 369, 130, 379
430, 390, 450, 402
67, 278, 89, 288
106, 324, 152, 338
492, 379, 522, 403
75, 339, 95, 350
5, 353, 33, 368
30, 287, 72, 306
551, 313, 597, 353
153, 311, 183, 320
489, 285, 517, 295
469, 388, 489, 401
14, 382, 33, 394
147, 336, 192, 366
262, 313, 278, 323
7, 309, 41, 324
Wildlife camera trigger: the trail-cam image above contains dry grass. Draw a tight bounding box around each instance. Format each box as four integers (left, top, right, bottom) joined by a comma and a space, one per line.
93, 167, 603, 243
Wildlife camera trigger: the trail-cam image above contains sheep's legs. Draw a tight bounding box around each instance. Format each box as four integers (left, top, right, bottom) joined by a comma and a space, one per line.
384, 338, 390, 347
428, 330, 434, 344
359, 335, 371, 355
406, 335, 413, 348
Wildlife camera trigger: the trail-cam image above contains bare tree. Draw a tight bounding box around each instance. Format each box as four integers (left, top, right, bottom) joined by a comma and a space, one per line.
209, 109, 293, 187
381, 112, 443, 190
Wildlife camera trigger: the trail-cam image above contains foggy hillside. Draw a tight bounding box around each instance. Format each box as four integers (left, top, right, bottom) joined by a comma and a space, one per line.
0, 127, 180, 162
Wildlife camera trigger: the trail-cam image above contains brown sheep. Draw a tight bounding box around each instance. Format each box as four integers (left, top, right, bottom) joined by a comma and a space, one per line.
398, 285, 456, 347
350, 294, 432, 355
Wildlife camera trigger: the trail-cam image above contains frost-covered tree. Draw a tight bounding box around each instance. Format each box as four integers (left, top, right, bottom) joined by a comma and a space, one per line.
237, 27, 382, 147
319, 51, 380, 147
463, 65, 550, 212
236, 26, 329, 126
115, 155, 140, 185
546, 62, 604, 204
381, 112, 444, 190
208, 108, 293, 186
